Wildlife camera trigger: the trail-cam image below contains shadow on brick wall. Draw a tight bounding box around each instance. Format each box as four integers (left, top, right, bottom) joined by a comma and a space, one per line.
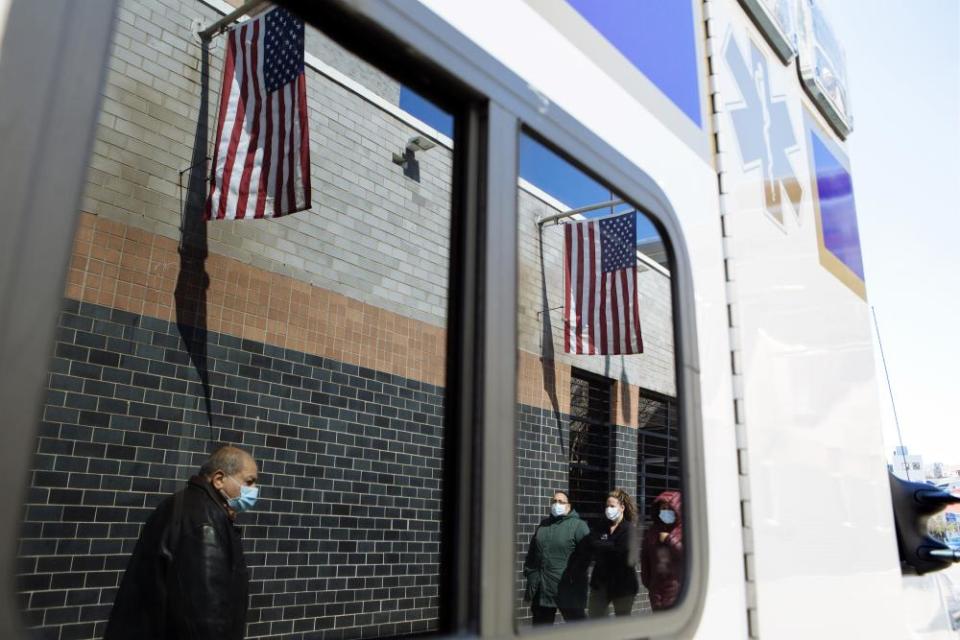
175, 43, 214, 441
537, 227, 566, 454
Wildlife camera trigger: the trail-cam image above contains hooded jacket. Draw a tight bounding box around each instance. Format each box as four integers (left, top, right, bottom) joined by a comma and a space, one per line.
523, 509, 590, 608
104, 475, 249, 640
640, 490, 684, 610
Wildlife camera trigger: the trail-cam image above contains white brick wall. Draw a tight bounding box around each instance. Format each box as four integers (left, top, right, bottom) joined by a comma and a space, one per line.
81, 0, 674, 394
84, 0, 452, 327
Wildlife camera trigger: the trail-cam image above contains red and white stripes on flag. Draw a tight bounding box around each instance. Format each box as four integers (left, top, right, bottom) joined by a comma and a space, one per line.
564, 212, 644, 355
206, 6, 311, 220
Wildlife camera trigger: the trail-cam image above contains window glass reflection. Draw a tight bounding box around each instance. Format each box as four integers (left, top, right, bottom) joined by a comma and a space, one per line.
16, 3, 454, 638
514, 132, 684, 626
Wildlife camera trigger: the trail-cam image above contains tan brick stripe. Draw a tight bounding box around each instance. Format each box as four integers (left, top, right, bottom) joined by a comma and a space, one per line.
66, 212, 446, 387
517, 350, 643, 428
66, 212, 644, 424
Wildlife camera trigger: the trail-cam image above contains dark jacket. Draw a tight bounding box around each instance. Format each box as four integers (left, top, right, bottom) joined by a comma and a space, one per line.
523, 510, 590, 608
587, 519, 639, 599
640, 490, 684, 610
104, 476, 249, 640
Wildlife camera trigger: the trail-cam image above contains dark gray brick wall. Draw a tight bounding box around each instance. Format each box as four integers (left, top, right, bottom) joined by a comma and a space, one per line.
18, 299, 444, 640
18, 297, 663, 637
613, 425, 639, 501
513, 405, 653, 625
515, 403, 568, 624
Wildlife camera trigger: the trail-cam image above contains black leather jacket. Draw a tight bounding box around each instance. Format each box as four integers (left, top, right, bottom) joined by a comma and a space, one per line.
104, 476, 249, 640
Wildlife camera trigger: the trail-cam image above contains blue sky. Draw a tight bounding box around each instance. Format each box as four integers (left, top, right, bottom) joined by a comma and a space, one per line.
820, 0, 960, 464
398, 92, 662, 243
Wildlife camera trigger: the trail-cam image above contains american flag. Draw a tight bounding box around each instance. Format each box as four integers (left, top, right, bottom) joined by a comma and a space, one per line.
206, 6, 311, 220
564, 212, 643, 355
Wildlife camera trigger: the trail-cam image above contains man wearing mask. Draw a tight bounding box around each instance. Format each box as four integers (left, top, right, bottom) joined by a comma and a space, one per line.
105, 445, 259, 640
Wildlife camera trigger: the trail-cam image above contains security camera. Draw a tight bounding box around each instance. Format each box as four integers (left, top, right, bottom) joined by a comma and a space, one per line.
405, 135, 436, 152
393, 135, 437, 165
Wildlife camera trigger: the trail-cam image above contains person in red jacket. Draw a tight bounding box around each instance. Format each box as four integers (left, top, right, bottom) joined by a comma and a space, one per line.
640, 490, 684, 610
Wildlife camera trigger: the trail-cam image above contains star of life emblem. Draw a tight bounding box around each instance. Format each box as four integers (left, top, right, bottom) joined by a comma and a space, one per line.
722, 34, 803, 227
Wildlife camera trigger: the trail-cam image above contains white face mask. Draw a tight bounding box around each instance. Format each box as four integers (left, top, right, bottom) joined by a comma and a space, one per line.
659, 509, 676, 525
551, 502, 568, 517
605, 506, 622, 521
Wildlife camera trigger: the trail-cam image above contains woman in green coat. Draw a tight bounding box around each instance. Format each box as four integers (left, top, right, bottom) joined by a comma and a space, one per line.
523, 491, 590, 625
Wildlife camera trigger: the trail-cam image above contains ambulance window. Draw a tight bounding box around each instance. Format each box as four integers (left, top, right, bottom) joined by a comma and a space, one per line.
514, 131, 687, 628
14, 3, 463, 638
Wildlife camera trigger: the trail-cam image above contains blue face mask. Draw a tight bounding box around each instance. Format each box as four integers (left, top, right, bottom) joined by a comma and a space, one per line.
659, 509, 676, 525
223, 476, 259, 512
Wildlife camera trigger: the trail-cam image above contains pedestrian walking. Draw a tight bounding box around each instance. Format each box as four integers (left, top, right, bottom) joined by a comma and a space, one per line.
523, 490, 590, 625
640, 489, 684, 611
104, 445, 259, 640
587, 488, 639, 618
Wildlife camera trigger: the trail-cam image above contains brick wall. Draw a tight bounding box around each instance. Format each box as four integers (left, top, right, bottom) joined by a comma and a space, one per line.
64, 212, 447, 388
19, 299, 444, 640
89, 0, 673, 382
88, 0, 452, 329
513, 405, 652, 625
19, 271, 659, 639
18, 295, 659, 637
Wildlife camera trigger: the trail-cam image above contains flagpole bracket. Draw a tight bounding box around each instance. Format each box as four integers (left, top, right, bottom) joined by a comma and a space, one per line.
535, 198, 624, 227
198, 0, 271, 42
190, 18, 206, 45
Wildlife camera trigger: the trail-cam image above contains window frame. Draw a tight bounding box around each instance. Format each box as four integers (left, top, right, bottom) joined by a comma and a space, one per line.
0, 0, 708, 638
0, 1, 121, 638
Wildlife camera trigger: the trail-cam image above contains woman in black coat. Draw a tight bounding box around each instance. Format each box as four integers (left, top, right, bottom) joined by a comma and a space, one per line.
586, 488, 639, 618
